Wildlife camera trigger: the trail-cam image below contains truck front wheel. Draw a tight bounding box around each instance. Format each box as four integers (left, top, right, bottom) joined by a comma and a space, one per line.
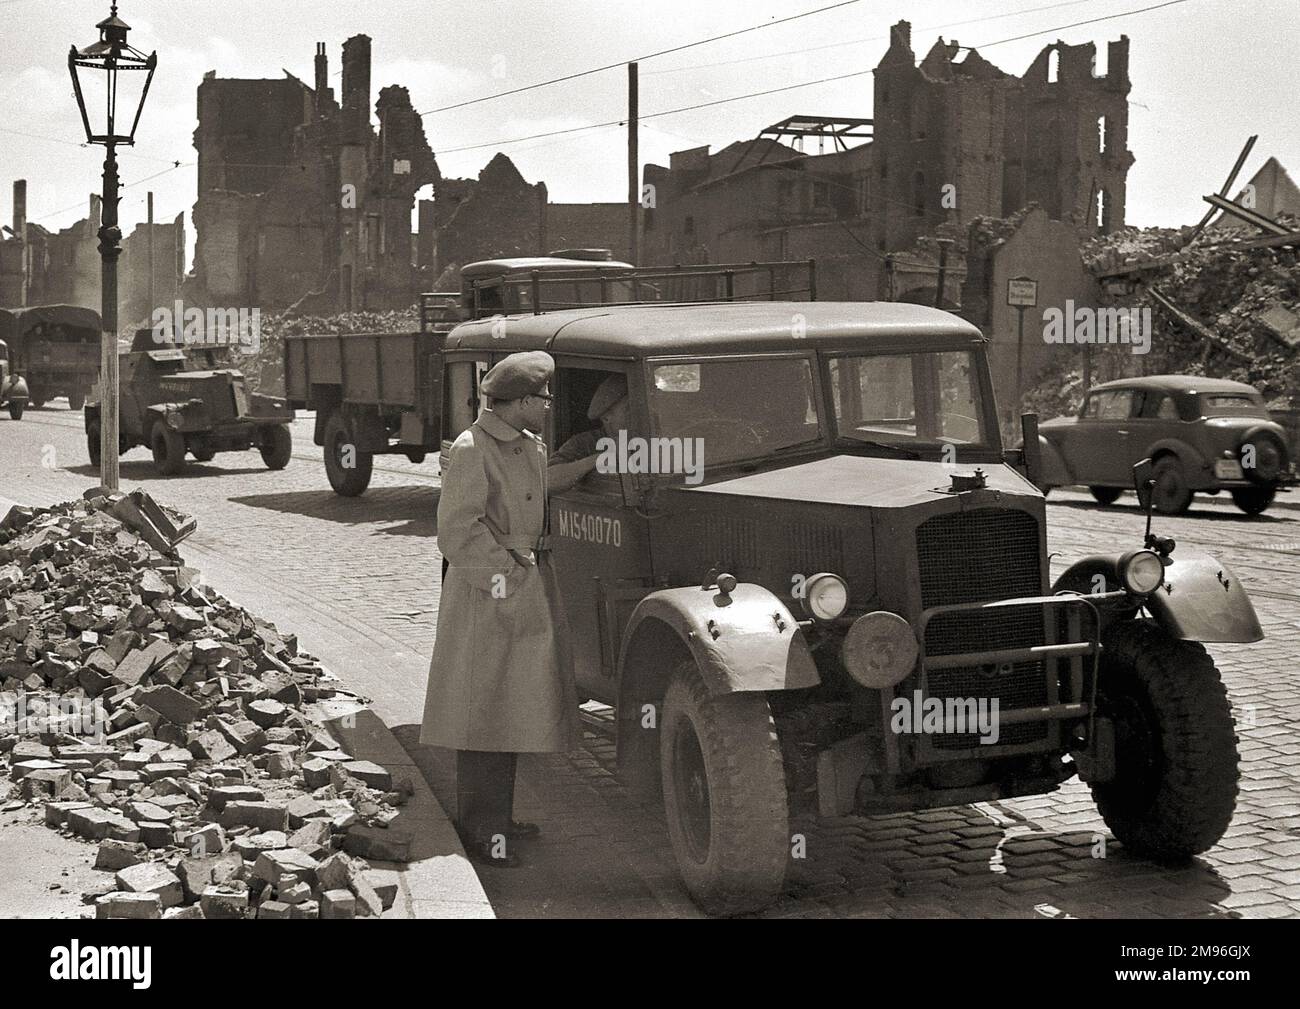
1090, 620, 1239, 860
323, 412, 372, 496
260, 424, 293, 470
150, 423, 186, 476
660, 662, 789, 916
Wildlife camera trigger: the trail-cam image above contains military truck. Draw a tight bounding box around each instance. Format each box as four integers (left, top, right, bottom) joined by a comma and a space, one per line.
285, 257, 814, 495
0, 305, 102, 410
85, 328, 294, 475
299, 269, 1255, 916
0, 331, 30, 420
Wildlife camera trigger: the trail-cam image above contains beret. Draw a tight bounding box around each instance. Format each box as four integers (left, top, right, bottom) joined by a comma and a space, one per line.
479, 351, 554, 400
587, 373, 629, 420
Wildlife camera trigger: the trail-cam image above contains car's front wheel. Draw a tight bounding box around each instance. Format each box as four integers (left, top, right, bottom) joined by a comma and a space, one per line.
260, 424, 293, 470
1230, 485, 1275, 515
1089, 486, 1123, 505
1090, 620, 1238, 859
1151, 456, 1193, 514
150, 423, 186, 475
660, 662, 789, 916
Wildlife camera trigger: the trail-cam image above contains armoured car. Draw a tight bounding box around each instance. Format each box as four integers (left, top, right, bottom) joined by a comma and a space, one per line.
441, 302, 1256, 916
1038, 375, 1293, 514
85, 328, 293, 475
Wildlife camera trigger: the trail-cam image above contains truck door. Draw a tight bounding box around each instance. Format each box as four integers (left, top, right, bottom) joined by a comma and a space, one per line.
547, 364, 654, 705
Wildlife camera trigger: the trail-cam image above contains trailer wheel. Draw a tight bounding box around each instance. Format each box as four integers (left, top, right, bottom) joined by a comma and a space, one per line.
660, 661, 789, 916
260, 424, 293, 470
87, 420, 102, 467
323, 412, 372, 496
67, 391, 86, 411
1090, 620, 1238, 859
150, 423, 186, 476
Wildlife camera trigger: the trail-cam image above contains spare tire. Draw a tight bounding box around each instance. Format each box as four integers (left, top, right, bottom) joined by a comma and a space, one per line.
1238, 426, 1288, 485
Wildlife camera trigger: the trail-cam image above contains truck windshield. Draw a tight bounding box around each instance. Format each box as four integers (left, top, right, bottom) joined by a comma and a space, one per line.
648, 356, 822, 466
828, 351, 989, 450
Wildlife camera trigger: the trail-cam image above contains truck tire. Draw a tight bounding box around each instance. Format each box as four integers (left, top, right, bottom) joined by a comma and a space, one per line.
67, 391, 86, 411
1239, 427, 1287, 485
1151, 456, 1192, 515
1089, 486, 1122, 505
1231, 485, 1275, 515
150, 423, 186, 476
260, 424, 293, 470
87, 421, 101, 467
1090, 620, 1238, 860
323, 412, 372, 496
7, 401, 24, 421
660, 661, 789, 916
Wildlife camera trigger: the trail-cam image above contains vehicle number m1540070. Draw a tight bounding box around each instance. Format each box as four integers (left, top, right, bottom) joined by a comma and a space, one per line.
557, 509, 622, 547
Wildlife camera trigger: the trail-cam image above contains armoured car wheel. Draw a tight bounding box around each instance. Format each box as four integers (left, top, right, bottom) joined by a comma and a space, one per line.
1089, 486, 1123, 505
323, 412, 372, 496
86, 421, 101, 467
1090, 620, 1238, 860
150, 423, 186, 476
67, 392, 86, 411
660, 662, 789, 916
260, 425, 293, 470
1151, 456, 1192, 514
1230, 486, 1275, 515
7, 401, 23, 420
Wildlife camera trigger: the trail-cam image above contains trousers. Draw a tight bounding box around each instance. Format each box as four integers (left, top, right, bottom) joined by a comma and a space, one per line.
456, 750, 518, 842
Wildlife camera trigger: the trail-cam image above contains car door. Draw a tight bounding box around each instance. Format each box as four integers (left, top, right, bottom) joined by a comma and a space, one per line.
547, 363, 654, 704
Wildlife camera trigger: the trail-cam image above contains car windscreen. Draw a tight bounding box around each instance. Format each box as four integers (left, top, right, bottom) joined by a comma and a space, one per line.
1199, 393, 1266, 417
648, 355, 822, 467
828, 351, 990, 449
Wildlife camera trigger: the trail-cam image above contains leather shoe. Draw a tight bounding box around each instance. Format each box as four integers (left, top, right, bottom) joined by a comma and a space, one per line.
463, 838, 522, 868
507, 819, 541, 839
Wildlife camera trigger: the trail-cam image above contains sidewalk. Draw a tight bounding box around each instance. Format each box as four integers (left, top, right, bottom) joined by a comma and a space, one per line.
0, 489, 492, 919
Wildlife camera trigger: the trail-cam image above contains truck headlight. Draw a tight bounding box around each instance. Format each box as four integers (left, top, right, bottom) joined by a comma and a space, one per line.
801, 572, 848, 621
842, 611, 918, 688
1120, 549, 1164, 594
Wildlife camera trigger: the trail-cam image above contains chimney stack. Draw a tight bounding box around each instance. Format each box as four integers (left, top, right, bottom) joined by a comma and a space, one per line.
12, 180, 26, 241
314, 42, 328, 116
341, 34, 372, 137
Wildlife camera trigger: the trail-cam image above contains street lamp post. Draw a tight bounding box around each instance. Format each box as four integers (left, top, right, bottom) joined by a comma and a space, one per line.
68, 4, 156, 491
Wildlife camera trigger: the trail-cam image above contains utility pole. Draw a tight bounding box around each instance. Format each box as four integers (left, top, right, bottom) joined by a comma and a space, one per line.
147, 191, 154, 327
627, 61, 639, 266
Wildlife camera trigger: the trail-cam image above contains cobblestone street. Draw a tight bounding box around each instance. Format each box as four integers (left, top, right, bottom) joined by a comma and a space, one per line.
3, 404, 1300, 918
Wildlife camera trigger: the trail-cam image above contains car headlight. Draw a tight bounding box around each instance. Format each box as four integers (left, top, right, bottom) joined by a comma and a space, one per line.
1120, 549, 1164, 594
801, 572, 849, 621
842, 611, 919, 688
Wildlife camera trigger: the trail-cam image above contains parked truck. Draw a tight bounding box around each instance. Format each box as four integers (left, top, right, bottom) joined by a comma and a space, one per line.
284, 257, 817, 495
0, 305, 101, 410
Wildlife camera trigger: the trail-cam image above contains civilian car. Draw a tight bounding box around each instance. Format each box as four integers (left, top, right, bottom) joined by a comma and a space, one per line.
1038, 375, 1292, 514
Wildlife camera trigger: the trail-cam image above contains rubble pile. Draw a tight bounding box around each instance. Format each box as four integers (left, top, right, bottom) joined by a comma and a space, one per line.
1084, 218, 1300, 404
1, 490, 411, 920
247, 308, 421, 394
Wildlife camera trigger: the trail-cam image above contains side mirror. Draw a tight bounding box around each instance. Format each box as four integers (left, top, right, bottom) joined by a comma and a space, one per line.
1133, 457, 1154, 510
1019, 412, 1042, 484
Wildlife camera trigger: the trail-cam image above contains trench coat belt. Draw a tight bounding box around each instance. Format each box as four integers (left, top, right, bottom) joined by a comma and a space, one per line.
498, 534, 552, 553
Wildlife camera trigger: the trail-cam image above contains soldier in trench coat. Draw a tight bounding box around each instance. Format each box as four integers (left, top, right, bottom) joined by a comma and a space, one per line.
420, 351, 581, 866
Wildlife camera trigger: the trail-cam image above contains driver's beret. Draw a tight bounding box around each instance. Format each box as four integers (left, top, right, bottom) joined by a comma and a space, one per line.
587, 373, 628, 420
480, 351, 554, 401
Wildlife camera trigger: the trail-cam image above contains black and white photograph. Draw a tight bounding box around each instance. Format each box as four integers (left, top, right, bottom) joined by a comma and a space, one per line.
0, 0, 1295, 974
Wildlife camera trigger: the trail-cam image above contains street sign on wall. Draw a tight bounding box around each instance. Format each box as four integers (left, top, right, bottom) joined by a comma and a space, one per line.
1007, 276, 1038, 307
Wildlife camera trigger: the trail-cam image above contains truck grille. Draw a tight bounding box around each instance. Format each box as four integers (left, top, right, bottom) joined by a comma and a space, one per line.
915, 508, 1048, 749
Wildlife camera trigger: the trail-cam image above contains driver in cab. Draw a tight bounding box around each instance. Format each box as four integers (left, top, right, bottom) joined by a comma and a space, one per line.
547, 373, 629, 491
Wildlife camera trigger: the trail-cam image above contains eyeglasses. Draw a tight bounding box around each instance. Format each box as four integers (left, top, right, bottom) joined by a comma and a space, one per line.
527, 391, 554, 402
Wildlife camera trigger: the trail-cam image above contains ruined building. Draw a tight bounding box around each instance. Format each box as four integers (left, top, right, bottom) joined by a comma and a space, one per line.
190, 35, 438, 312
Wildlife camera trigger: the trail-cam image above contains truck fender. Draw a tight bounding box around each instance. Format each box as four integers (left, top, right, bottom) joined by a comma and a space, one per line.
1053, 551, 1262, 644
1036, 434, 1071, 487
616, 582, 819, 696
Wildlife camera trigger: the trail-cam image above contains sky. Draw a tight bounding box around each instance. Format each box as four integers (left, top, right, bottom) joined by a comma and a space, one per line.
0, 0, 1296, 257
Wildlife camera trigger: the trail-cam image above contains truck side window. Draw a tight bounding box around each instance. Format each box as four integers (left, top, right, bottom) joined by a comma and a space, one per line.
445, 360, 489, 438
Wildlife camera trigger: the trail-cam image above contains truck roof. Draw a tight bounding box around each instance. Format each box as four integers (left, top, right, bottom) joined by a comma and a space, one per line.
444, 301, 985, 357
458, 257, 636, 279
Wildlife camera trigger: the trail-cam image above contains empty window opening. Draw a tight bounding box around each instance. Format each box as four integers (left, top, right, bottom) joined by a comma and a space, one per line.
1096, 189, 1111, 232
1047, 49, 1060, 83
1098, 115, 1108, 155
